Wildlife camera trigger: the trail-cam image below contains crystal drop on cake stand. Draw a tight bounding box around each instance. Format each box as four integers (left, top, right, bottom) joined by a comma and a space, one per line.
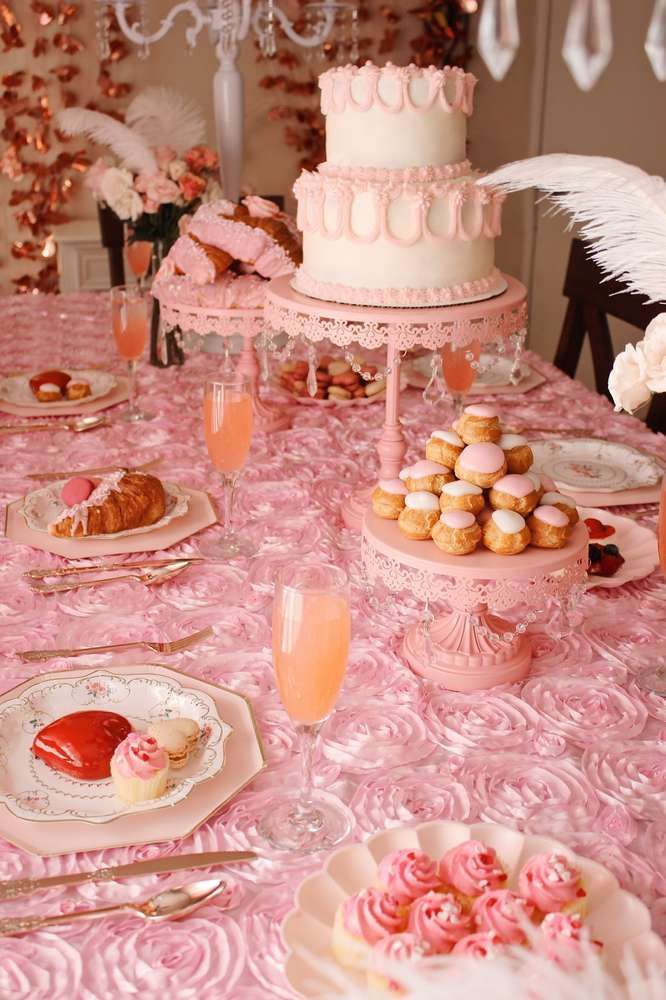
646, 0, 666, 81
477, 0, 520, 82
562, 0, 613, 91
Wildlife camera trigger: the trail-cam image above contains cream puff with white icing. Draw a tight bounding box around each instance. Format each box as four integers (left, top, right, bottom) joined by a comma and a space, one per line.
432, 509, 482, 555
397, 491, 440, 541
528, 505, 571, 548
454, 443, 507, 489
372, 479, 408, 520
525, 471, 545, 503
483, 509, 531, 555
439, 479, 484, 516
540, 492, 579, 526
399, 460, 454, 496
455, 404, 501, 445
425, 429, 464, 468
488, 474, 540, 516
499, 433, 533, 474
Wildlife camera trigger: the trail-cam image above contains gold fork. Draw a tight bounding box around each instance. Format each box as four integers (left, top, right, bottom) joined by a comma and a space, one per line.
17, 626, 214, 663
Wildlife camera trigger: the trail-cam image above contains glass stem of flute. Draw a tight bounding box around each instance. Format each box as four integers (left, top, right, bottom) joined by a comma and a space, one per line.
451, 391, 464, 418
294, 722, 322, 827
127, 360, 138, 420
221, 471, 239, 541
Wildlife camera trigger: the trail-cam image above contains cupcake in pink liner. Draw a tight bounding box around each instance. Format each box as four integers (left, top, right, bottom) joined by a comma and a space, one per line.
110, 733, 169, 804
438, 840, 508, 910
376, 849, 442, 908
451, 930, 508, 960
518, 853, 587, 919
331, 888, 407, 970
407, 891, 472, 954
539, 912, 602, 971
366, 932, 432, 995
471, 889, 535, 945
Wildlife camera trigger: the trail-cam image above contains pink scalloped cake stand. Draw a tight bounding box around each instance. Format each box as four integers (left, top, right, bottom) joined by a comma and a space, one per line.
362, 511, 589, 691
155, 298, 291, 434
265, 274, 527, 529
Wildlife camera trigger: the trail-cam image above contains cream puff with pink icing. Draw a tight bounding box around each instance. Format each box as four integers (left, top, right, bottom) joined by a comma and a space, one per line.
518, 853, 587, 919
455, 404, 501, 445
528, 505, 571, 548
375, 850, 441, 907
454, 442, 507, 489
425, 429, 464, 468
331, 887, 407, 970
526, 470, 545, 502
432, 509, 481, 555
438, 840, 508, 911
399, 460, 453, 495
471, 889, 535, 945
397, 492, 440, 540
367, 933, 432, 995
406, 891, 472, 954
439, 479, 484, 516
372, 479, 408, 520
499, 433, 533, 474
483, 509, 531, 555
540, 491, 579, 525
110, 732, 169, 804
488, 474, 540, 516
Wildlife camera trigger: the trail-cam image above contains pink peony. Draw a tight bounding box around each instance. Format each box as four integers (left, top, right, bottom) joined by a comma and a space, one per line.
642, 313, 666, 393
184, 145, 219, 173
608, 342, 651, 413
179, 171, 207, 203
154, 145, 176, 169
135, 171, 180, 206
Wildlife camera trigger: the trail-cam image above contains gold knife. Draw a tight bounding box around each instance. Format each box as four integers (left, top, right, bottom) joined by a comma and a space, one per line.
25, 556, 206, 581
0, 850, 256, 901
26, 458, 162, 482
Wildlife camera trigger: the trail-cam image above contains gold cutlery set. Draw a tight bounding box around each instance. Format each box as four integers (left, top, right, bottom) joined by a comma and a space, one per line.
18, 625, 213, 662
0, 415, 108, 434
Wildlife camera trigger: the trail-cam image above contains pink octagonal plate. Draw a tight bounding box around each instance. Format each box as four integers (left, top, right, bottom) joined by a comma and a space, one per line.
282, 821, 666, 996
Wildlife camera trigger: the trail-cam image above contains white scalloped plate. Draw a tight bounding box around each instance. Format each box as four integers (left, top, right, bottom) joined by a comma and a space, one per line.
0, 370, 116, 408
581, 507, 659, 590
530, 439, 661, 493
282, 821, 666, 996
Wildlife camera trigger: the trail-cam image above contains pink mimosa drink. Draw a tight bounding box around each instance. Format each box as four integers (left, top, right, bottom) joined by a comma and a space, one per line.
112, 299, 148, 361
441, 339, 481, 393
125, 241, 152, 281
204, 388, 253, 473
273, 591, 351, 725
659, 474, 666, 573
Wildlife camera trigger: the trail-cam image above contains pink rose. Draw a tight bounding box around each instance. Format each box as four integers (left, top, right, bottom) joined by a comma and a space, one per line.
154, 145, 176, 169
243, 194, 280, 219
184, 145, 219, 173
179, 171, 207, 203
135, 171, 180, 206
84, 157, 109, 198
642, 313, 666, 393
608, 342, 651, 413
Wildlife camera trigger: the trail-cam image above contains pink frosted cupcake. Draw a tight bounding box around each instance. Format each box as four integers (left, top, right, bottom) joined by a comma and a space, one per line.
471, 889, 535, 945
451, 930, 507, 960
331, 888, 406, 970
407, 891, 471, 954
110, 733, 169, 804
438, 840, 508, 910
366, 932, 432, 995
376, 849, 441, 908
518, 853, 587, 919
539, 912, 601, 971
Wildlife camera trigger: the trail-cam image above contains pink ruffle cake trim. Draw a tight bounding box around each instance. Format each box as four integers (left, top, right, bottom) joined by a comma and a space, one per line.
320, 61, 477, 117
292, 267, 504, 309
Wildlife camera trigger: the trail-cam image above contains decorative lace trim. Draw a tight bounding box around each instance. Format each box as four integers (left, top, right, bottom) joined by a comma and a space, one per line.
318, 161, 472, 183
320, 62, 477, 117
292, 268, 505, 309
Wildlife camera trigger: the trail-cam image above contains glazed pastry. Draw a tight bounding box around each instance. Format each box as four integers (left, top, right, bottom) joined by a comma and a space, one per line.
397, 492, 440, 540
432, 509, 481, 555
471, 889, 535, 945
48, 471, 166, 538
518, 853, 587, 919
29, 369, 70, 401
541, 491, 579, 525
110, 732, 170, 804
406, 891, 472, 954
32, 710, 131, 780
454, 442, 507, 489
66, 380, 92, 400
367, 933, 431, 995
371, 479, 408, 520
499, 433, 533, 474
439, 479, 484, 516
525, 471, 545, 502
331, 888, 406, 970
425, 429, 464, 468
375, 850, 441, 906
438, 840, 508, 911
488, 474, 540, 516
483, 509, 531, 555
455, 404, 501, 445
399, 459, 453, 495
147, 718, 200, 769
35, 381, 64, 402
528, 505, 571, 548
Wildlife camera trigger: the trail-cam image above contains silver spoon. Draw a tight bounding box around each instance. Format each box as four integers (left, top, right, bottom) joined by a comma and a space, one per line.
0, 877, 227, 936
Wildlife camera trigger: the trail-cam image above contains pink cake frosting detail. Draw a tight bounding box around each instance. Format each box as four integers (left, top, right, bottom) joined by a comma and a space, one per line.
458, 443, 505, 473
292, 268, 504, 308
518, 854, 584, 913
378, 479, 408, 496
169, 235, 216, 286
407, 892, 471, 953
319, 161, 471, 183
451, 931, 505, 959
111, 733, 168, 780
341, 888, 405, 943
440, 509, 476, 529
471, 890, 535, 944
439, 840, 507, 897
464, 404, 498, 418
242, 195, 280, 218
400, 460, 450, 479
533, 505, 569, 528
376, 850, 441, 904
319, 62, 477, 117
492, 474, 535, 498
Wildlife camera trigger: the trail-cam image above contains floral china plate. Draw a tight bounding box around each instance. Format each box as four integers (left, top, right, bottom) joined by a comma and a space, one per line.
0, 370, 116, 408
581, 506, 659, 590
0, 670, 232, 824
20, 480, 190, 539
282, 820, 666, 996
529, 438, 661, 493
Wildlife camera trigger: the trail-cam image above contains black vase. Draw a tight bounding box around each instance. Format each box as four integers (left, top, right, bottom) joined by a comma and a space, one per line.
148, 240, 184, 368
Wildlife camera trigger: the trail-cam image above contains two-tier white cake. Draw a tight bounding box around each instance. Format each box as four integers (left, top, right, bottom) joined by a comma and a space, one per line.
292, 61, 506, 308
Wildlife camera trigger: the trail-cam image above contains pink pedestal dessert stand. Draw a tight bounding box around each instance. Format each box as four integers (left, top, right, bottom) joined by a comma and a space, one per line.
265, 274, 528, 529
362, 511, 589, 691
157, 299, 291, 433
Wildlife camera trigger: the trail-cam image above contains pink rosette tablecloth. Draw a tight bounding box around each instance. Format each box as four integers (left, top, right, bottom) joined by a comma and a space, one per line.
0, 292, 665, 998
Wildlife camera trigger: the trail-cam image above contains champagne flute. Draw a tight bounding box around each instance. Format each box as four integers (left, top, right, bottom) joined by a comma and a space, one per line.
203, 377, 255, 560
259, 562, 352, 852
110, 285, 154, 422
441, 339, 481, 417
125, 235, 152, 290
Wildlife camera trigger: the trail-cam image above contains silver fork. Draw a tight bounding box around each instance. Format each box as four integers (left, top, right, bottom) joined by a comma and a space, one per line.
17, 625, 214, 662
29, 560, 191, 595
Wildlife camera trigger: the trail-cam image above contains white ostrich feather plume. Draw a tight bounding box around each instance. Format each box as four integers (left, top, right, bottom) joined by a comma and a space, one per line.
57, 107, 157, 174
478, 154, 666, 305
125, 87, 205, 154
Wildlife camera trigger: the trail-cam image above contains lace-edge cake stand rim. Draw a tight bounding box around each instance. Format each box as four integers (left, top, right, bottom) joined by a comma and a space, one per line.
156, 298, 265, 338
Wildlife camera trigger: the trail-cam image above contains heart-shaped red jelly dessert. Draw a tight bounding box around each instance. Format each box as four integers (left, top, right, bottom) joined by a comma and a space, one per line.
584, 517, 615, 540
29, 370, 71, 395
32, 710, 131, 781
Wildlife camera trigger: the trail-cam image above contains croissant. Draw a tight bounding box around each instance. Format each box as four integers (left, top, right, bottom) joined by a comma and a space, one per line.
48, 472, 166, 538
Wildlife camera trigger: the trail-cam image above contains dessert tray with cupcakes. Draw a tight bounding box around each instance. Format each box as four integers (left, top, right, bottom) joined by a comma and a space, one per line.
0, 368, 127, 417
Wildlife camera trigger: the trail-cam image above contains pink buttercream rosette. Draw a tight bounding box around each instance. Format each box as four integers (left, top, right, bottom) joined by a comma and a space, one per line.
407, 891, 472, 954
438, 840, 508, 907
376, 849, 442, 905
367, 932, 432, 993
471, 889, 535, 945
517, 853, 586, 917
